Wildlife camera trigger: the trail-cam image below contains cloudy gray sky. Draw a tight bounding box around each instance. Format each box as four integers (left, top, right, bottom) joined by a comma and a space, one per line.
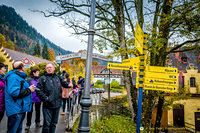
0, 0, 91, 53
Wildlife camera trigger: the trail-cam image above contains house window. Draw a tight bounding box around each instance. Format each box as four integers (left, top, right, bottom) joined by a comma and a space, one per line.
182, 76, 184, 88
181, 57, 187, 63
190, 77, 196, 87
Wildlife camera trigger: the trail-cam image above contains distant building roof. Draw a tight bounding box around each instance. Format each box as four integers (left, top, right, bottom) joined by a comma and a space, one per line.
92, 65, 122, 75
168, 50, 200, 72
1, 47, 56, 65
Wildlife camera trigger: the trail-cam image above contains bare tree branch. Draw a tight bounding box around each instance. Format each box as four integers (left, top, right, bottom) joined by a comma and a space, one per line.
167, 39, 200, 54
123, 0, 134, 35
169, 46, 199, 53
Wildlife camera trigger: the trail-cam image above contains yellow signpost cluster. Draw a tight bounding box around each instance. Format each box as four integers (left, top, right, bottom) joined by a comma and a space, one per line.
137, 66, 178, 92
106, 22, 178, 133
107, 22, 178, 93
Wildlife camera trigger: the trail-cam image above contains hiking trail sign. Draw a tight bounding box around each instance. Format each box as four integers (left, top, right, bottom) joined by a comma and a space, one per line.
106, 22, 178, 133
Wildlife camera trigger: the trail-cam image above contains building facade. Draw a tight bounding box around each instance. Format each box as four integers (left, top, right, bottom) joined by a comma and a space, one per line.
92, 65, 123, 85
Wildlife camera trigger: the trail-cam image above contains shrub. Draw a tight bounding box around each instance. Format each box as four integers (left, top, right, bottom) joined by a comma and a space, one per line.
96, 80, 102, 85
110, 80, 120, 88
90, 115, 137, 133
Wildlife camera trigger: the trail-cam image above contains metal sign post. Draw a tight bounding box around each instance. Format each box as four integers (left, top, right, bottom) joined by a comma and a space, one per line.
135, 25, 147, 132
77, 0, 96, 132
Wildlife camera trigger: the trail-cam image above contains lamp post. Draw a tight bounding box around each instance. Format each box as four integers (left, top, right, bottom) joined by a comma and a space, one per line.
77, 0, 96, 132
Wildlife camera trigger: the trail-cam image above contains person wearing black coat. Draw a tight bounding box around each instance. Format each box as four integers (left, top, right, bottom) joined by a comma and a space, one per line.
36, 63, 72, 133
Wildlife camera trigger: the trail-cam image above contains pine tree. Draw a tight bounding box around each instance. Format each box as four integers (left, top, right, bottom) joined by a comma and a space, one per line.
42, 43, 48, 59
33, 43, 41, 56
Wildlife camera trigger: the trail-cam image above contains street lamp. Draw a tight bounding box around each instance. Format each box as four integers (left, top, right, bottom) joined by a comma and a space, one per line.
77, 0, 96, 132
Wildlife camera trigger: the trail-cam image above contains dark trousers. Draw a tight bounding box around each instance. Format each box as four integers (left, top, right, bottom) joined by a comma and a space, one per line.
42, 107, 60, 133
26, 102, 41, 126
78, 91, 82, 105
0, 111, 4, 123
62, 98, 66, 112
7, 113, 25, 133
66, 98, 72, 113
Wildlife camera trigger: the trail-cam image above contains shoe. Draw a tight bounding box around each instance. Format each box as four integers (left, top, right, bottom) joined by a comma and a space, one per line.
36, 122, 42, 127
60, 112, 65, 115
25, 125, 30, 130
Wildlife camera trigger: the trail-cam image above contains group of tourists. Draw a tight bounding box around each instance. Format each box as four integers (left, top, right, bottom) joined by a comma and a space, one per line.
0, 61, 84, 133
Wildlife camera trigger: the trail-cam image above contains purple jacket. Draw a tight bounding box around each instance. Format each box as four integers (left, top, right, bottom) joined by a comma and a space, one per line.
28, 76, 40, 103
0, 75, 5, 111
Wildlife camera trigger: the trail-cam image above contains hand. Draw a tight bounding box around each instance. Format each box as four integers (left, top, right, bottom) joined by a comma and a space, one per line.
29, 85, 35, 92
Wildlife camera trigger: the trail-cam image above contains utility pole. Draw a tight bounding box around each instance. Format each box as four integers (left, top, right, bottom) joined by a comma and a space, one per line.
77, 0, 96, 132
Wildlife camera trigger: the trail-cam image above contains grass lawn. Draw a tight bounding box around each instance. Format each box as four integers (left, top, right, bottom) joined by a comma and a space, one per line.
90, 115, 138, 133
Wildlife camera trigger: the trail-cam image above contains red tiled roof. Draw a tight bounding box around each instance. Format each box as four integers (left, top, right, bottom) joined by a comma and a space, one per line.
92, 65, 122, 75
2, 47, 54, 65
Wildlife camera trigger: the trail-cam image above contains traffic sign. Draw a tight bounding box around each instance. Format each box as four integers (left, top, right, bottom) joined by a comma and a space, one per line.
144, 71, 177, 80
24, 58, 29, 64
107, 63, 133, 70
142, 83, 177, 92
143, 78, 177, 86
135, 22, 144, 54
146, 66, 178, 74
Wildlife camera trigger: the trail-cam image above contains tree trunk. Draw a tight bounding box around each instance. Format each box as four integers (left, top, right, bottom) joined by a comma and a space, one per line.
154, 0, 174, 131
111, 0, 137, 121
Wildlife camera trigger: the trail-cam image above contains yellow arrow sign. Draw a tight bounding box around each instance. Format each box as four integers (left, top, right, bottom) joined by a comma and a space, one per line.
144, 72, 177, 80
122, 57, 140, 65
107, 63, 139, 71
146, 66, 178, 74
143, 84, 177, 92
143, 78, 177, 86
135, 22, 144, 54
107, 63, 133, 70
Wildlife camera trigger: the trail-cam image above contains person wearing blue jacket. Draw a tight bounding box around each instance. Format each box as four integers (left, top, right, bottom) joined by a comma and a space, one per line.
4, 61, 35, 133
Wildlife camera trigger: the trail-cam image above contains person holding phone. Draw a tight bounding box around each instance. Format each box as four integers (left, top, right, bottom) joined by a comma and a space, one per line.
4, 61, 35, 133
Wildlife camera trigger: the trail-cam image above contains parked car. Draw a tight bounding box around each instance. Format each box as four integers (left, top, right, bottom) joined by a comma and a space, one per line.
90, 88, 105, 94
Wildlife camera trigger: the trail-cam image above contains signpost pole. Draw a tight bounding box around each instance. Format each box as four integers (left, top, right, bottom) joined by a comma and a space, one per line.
136, 33, 147, 133
77, 0, 96, 132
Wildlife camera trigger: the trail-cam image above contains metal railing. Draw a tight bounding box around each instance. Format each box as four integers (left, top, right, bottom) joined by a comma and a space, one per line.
64, 87, 105, 131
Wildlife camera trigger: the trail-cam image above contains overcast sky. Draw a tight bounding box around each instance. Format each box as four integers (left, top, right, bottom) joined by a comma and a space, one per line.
0, 0, 97, 53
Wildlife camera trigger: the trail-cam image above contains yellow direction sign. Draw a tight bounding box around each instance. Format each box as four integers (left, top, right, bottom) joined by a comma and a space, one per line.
122, 57, 140, 64
135, 22, 144, 54
107, 63, 133, 70
144, 78, 177, 86
144, 72, 177, 80
146, 66, 178, 74
143, 84, 177, 92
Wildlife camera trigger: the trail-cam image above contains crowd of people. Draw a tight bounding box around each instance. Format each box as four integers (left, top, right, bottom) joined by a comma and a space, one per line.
0, 61, 85, 133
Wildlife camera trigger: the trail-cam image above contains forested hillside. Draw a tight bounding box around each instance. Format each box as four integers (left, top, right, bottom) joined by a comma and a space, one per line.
0, 5, 72, 56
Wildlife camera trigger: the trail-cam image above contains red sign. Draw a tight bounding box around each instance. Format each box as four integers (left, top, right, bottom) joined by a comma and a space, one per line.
24, 58, 29, 64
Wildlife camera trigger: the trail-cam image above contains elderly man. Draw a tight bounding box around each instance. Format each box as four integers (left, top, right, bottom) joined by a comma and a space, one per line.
36, 63, 72, 133
4, 61, 35, 133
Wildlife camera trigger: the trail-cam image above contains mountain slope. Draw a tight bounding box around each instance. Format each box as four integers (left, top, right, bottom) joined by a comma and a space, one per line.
0, 5, 72, 55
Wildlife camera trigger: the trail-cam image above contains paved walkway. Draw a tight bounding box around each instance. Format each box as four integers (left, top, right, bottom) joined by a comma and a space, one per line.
0, 92, 123, 133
